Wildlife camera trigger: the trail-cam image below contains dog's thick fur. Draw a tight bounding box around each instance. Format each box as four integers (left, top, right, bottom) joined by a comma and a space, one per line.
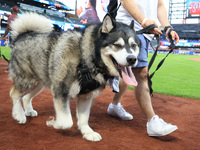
9, 13, 140, 141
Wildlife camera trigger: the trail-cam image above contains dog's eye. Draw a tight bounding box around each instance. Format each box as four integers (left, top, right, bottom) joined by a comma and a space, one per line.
114, 44, 122, 49
131, 44, 136, 49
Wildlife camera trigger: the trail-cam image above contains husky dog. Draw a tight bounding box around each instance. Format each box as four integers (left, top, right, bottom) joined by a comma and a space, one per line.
9, 13, 140, 141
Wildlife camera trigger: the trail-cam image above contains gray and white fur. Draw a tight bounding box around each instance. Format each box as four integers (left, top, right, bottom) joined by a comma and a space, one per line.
9, 13, 140, 141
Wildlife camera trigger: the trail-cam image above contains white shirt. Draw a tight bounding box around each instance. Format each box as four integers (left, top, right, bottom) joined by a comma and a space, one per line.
116, 0, 159, 40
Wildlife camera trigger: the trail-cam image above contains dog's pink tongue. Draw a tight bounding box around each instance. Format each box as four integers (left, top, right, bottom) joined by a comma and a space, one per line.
121, 66, 138, 86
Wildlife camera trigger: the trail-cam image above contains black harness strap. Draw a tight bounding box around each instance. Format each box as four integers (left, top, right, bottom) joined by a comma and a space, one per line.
2, 55, 9, 63
148, 35, 160, 70
136, 24, 157, 34
0, 47, 9, 63
148, 29, 175, 96
78, 63, 101, 95
108, 0, 121, 19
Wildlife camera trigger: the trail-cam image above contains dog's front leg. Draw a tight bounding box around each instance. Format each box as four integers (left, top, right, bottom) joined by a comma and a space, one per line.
76, 95, 102, 141
46, 98, 73, 129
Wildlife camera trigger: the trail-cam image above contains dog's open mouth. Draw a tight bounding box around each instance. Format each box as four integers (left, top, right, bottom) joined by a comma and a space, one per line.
111, 57, 138, 86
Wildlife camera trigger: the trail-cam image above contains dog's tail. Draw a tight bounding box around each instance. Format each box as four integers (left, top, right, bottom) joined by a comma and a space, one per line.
10, 12, 53, 40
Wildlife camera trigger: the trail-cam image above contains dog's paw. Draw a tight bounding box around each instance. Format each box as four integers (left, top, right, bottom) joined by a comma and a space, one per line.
12, 111, 26, 124
80, 125, 102, 141
83, 132, 102, 142
46, 117, 73, 129
25, 110, 38, 117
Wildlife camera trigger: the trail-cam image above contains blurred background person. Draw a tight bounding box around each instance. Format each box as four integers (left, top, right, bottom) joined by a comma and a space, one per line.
78, 0, 100, 24
2, 6, 19, 42
2, 6, 19, 73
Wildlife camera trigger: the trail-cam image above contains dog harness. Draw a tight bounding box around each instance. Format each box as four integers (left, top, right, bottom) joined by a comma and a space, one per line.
77, 63, 101, 95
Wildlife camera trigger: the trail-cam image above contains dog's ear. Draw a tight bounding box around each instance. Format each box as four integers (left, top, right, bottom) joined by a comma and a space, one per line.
101, 13, 115, 34
130, 20, 134, 29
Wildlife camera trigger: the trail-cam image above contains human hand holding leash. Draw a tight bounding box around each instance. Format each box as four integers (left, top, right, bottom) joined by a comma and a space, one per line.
141, 18, 162, 35
165, 28, 179, 45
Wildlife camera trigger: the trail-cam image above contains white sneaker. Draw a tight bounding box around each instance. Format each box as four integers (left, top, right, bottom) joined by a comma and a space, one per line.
107, 103, 133, 120
147, 115, 178, 136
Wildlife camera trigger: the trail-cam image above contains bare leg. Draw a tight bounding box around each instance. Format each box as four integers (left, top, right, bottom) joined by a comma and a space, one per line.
132, 67, 155, 122
23, 83, 43, 117
76, 95, 102, 141
46, 97, 73, 129
112, 78, 128, 105
108, 78, 133, 120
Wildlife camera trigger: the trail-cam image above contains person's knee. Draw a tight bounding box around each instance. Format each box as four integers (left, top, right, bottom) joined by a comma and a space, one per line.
140, 71, 148, 81
134, 67, 148, 82
119, 78, 128, 91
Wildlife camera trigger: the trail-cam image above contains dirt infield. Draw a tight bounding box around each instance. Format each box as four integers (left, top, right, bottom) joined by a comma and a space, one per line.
0, 58, 200, 150
190, 57, 200, 61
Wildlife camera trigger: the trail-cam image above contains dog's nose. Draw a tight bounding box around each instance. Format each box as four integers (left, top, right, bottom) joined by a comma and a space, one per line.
127, 55, 136, 64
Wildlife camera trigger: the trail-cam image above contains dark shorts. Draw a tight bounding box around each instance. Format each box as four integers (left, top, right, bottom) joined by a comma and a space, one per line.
134, 34, 150, 68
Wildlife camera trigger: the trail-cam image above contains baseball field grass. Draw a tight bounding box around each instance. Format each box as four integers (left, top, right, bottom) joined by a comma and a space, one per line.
1, 46, 200, 99
0, 46, 11, 60
129, 52, 200, 99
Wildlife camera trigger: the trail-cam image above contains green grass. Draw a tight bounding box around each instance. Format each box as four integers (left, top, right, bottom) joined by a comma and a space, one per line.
0, 46, 11, 60
1, 46, 200, 99
129, 53, 200, 99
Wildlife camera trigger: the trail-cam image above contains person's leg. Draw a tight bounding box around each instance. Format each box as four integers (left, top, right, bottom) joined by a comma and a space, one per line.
112, 78, 128, 105
132, 51, 178, 136
107, 34, 147, 120
107, 78, 133, 120
108, 33, 178, 135
132, 67, 155, 122
131, 35, 178, 136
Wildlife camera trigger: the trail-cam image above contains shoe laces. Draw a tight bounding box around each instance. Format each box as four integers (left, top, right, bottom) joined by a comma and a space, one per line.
159, 118, 167, 124
117, 105, 128, 115
158, 118, 172, 126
